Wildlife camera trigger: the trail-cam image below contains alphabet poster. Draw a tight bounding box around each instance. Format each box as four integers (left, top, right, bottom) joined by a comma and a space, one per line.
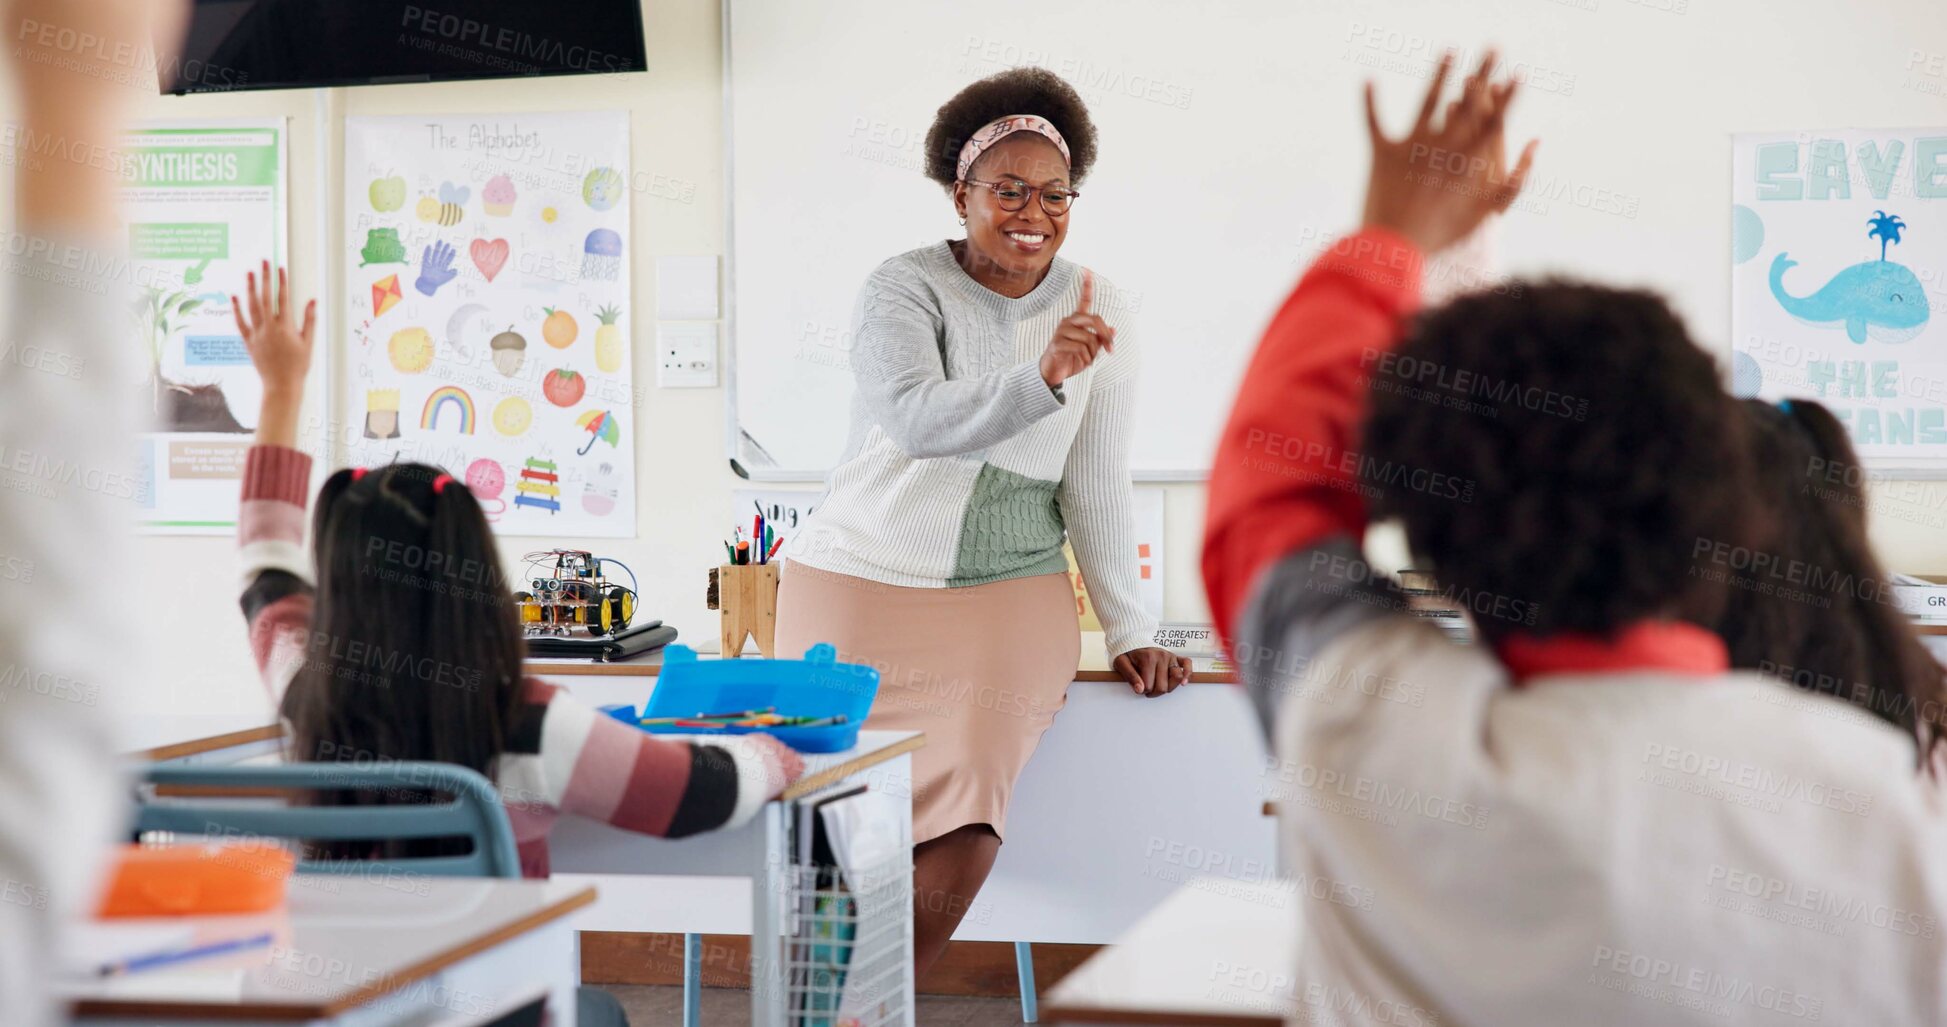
117, 120, 289, 534
343, 112, 635, 536
1731, 130, 1947, 471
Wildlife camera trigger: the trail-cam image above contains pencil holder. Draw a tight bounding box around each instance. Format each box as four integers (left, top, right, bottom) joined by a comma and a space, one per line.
708, 563, 779, 658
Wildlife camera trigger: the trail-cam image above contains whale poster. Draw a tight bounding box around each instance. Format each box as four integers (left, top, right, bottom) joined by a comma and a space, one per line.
1731, 129, 1947, 471
342, 112, 636, 537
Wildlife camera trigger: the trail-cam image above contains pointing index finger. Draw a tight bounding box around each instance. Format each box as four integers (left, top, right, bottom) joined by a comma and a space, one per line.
1077, 268, 1093, 315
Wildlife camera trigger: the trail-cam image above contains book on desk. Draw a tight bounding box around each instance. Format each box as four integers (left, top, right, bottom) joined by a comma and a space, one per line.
525, 620, 677, 662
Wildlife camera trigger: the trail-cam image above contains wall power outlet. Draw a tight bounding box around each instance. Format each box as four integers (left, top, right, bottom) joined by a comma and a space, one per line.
657, 322, 718, 388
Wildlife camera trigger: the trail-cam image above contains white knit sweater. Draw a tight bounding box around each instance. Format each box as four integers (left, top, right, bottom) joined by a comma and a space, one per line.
787, 241, 1156, 656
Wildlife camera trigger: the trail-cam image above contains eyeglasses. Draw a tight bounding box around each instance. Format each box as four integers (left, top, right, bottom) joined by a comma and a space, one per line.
964, 177, 1079, 216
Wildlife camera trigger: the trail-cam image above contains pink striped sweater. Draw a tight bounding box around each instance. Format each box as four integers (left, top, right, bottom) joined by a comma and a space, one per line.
238, 444, 795, 876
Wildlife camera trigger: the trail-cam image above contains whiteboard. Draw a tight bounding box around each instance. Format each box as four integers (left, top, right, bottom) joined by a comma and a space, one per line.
726, 0, 1947, 479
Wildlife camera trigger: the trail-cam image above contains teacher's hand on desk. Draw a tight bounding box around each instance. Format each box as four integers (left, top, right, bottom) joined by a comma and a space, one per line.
1040, 269, 1116, 389
1114, 647, 1192, 697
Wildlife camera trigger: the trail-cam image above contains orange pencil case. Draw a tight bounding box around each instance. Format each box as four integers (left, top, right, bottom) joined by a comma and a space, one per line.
97, 843, 295, 918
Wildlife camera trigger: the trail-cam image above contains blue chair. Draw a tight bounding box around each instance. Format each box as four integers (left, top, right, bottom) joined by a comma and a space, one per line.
135, 761, 628, 1026
135, 761, 521, 878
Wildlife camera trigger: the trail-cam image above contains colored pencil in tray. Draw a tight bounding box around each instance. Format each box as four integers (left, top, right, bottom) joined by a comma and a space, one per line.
697, 706, 776, 719
638, 713, 848, 729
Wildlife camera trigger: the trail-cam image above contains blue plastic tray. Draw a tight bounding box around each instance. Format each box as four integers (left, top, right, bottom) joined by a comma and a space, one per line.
599, 643, 880, 753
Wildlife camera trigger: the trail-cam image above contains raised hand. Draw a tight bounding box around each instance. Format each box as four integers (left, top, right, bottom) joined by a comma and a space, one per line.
1040, 269, 1116, 389
1362, 50, 1537, 255
231, 261, 315, 447
415, 239, 459, 296
10, 0, 189, 235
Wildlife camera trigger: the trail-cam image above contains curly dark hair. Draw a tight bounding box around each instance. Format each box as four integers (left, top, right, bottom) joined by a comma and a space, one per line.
1717, 399, 1946, 766
1362, 282, 1757, 645
924, 67, 1098, 188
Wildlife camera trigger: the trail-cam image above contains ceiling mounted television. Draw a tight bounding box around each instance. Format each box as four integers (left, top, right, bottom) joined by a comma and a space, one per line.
165, 0, 647, 94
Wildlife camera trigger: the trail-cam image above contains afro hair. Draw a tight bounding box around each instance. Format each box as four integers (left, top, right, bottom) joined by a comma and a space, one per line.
1361, 281, 1758, 644
924, 67, 1098, 189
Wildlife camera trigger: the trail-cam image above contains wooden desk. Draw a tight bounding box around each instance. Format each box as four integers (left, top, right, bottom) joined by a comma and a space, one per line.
529, 654, 1274, 951
1044, 877, 1298, 1026
135, 722, 925, 807
546, 728, 921, 1024
133, 724, 284, 763
136, 725, 924, 1027
528, 635, 1237, 685
61, 878, 593, 1025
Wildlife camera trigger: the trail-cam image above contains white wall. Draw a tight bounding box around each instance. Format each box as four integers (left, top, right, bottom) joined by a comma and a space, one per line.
78, 0, 1947, 720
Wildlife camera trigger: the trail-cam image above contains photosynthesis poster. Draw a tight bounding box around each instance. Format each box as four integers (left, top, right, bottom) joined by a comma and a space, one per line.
343, 112, 635, 537
122, 121, 288, 533
1731, 130, 1947, 471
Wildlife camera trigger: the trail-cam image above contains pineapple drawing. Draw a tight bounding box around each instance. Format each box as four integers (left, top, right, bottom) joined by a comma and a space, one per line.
594, 304, 624, 373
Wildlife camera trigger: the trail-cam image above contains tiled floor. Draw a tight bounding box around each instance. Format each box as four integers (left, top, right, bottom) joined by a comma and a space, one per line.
605, 984, 1031, 1025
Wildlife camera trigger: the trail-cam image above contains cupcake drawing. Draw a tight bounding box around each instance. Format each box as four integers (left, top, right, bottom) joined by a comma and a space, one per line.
582, 228, 623, 282
483, 174, 516, 217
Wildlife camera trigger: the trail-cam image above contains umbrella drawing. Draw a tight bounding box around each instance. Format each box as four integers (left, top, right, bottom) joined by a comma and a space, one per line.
576, 409, 621, 455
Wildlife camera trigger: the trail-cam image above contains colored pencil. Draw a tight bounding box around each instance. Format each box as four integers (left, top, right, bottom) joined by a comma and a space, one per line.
697, 706, 776, 719
99, 931, 274, 977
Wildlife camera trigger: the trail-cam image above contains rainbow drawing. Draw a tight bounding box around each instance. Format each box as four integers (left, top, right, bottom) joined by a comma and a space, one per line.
420, 385, 475, 434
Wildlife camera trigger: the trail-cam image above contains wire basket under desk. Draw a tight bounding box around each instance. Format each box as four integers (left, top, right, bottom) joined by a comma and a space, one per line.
780, 851, 913, 1027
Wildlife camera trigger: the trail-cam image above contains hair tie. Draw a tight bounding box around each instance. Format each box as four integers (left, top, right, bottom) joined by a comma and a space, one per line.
956, 114, 1071, 183
1777, 399, 1794, 414
432, 474, 453, 495
351, 468, 368, 481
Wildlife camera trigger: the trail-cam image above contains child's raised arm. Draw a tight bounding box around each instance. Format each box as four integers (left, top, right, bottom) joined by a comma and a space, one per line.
232, 262, 319, 705
1202, 51, 1535, 667
233, 261, 317, 450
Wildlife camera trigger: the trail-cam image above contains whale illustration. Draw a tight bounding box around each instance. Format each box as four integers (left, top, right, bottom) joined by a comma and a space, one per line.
1769, 252, 1929, 345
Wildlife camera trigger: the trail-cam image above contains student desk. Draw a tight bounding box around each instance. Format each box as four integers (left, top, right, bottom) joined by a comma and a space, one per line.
132, 720, 923, 1026
1043, 877, 1297, 1026
120, 716, 283, 763
532, 641, 1275, 947
541, 728, 922, 1023
61, 877, 593, 1026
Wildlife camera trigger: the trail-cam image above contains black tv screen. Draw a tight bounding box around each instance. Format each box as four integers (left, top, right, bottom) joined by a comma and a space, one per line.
166, 0, 647, 94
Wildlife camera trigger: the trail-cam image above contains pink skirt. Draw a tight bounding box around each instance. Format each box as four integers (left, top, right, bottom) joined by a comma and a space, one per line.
774, 561, 1080, 844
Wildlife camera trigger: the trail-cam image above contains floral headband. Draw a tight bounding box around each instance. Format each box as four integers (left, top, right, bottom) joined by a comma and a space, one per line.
956, 114, 1071, 182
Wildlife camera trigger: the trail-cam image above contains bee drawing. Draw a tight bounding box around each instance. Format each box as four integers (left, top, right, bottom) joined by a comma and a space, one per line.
415, 181, 470, 226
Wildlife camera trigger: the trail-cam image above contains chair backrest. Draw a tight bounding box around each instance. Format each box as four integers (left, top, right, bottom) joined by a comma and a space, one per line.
136, 761, 522, 879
